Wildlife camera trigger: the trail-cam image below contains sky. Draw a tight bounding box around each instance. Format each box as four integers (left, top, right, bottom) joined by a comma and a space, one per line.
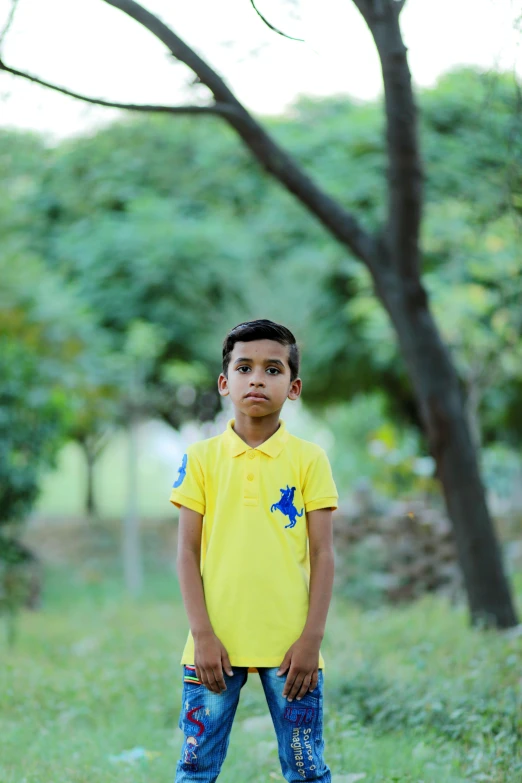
0, 0, 520, 140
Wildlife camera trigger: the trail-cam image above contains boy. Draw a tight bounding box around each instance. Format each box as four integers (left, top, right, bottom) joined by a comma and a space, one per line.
170, 319, 338, 782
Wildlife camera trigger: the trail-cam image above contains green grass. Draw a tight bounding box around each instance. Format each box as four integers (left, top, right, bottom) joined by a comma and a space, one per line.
1, 522, 521, 782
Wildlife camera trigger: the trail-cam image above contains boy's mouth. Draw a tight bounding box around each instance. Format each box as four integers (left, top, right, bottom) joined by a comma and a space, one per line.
244, 392, 269, 401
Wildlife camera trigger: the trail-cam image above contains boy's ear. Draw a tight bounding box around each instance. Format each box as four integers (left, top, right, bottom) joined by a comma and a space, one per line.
218, 373, 230, 397
287, 377, 302, 401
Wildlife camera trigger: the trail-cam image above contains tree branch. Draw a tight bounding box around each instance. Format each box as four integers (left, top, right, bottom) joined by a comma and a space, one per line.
102, 0, 247, 107
393, 0, 407, 16
353, 0, 423, 281
351, 0, 371, 21
354, 0, 406, 19
100, 0, 376, 266
0, 0, 20, 49
0, 57, 240, 118
1, 0, 376, 267
249, 0, 304, 42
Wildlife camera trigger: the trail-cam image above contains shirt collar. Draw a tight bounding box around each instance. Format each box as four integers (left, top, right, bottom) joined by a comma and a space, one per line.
225, 418, 289, 459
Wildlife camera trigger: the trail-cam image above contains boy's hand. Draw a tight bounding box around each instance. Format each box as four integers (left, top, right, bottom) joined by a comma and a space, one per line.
276, 635, 321, 702
193, 630, 234, 695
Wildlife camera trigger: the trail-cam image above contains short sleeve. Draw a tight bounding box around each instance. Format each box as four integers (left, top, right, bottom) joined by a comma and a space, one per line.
169, 447, 205, 516
302, 448, 338, 513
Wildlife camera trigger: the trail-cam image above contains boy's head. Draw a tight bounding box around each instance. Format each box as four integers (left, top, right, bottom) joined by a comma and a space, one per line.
219, 320, 301, 417
222, 320, 299, 380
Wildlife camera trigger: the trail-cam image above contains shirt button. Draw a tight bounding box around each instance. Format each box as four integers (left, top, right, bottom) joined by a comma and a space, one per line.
247, 451, 256, 460
247, 473, 254, 481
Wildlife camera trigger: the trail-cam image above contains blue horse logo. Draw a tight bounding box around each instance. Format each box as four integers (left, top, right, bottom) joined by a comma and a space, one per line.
271, 485, 304, 529
173, 454, 188, 488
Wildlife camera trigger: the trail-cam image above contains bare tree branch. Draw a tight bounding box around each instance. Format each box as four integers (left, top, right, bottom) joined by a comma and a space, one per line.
249, 0, 304, 42
0, 0, 20, 49
100, 0, 376, 266
102, 0, 248, 107
0, 57, 241, 119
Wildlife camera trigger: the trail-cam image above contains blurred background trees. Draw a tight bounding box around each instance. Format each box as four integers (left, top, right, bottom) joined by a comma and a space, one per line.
1, 67, 521, 620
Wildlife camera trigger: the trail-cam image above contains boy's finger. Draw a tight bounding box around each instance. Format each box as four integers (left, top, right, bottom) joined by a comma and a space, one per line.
282, 670, 294, 697
296, 675, 312, 701
277, 658, 290, 676
202, 668, 219, 694
286, 673, 305, 701
309, 670, 318, 691
222, 653, 234, 677
214, 666, 227, 693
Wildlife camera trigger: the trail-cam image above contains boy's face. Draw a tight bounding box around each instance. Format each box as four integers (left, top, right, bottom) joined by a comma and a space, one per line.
218, 339, 301, 418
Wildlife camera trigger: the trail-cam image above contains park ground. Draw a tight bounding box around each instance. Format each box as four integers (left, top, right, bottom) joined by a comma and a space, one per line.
1, 518, 521, 783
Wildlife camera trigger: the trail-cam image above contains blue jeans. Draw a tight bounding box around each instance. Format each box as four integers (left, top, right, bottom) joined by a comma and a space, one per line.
175, 665, 331, 782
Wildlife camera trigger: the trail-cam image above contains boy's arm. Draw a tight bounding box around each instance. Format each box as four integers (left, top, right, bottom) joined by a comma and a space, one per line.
302, 507, 335, 643
277, 507, 335, 701
176, 506, 233, 693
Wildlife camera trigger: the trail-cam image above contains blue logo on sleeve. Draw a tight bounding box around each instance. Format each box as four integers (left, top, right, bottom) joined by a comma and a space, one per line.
173, 453, 188, 488
270, 485, 304, 529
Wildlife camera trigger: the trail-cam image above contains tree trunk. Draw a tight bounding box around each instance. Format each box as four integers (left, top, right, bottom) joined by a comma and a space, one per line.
80, 440, 98, 520
77, 434, 109, 521
371, 263, 517, 626
464, 374, 483, 453
123, 415, 143, 596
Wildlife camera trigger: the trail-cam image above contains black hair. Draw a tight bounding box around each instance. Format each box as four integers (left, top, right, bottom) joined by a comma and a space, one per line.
222, 319, 300, 381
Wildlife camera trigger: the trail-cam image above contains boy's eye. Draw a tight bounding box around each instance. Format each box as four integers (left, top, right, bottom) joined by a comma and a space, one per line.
236, 365, 281, 375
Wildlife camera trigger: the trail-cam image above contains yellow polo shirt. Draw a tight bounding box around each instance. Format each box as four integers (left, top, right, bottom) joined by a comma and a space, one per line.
170, 419, 338, 673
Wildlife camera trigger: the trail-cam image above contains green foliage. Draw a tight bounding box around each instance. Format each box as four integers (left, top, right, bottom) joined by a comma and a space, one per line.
423, 209, 522, 444
333, 665, 522, 779
0, 338, 68, 524
0, 253, 99, 618
0, 129, 119, 528
28, 71, 522, 436
421, 69, 522, 226
0, 249, 118, 627
300, 70, 522, 440
2, 67, 522, 534
0, 254, 89, 528
30, 70, 522, 439
322, 393, 439, 503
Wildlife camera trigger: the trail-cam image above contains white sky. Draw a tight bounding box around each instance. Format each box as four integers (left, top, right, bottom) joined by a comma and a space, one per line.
0, 0, 520, 140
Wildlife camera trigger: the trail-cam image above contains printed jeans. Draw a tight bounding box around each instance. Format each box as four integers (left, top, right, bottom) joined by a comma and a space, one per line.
174, 665, 332, 782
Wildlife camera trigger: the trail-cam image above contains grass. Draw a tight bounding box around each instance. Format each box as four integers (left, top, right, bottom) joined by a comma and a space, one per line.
1, 520, 521, 782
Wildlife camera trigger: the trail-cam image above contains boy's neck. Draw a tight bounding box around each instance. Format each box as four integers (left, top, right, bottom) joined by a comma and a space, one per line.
231, 410, 282, 448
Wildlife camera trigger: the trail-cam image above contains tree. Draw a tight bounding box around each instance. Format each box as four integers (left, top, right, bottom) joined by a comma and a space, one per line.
0, 247, 107, 638
30, 73, 521, 442
0, 0, 518, 627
